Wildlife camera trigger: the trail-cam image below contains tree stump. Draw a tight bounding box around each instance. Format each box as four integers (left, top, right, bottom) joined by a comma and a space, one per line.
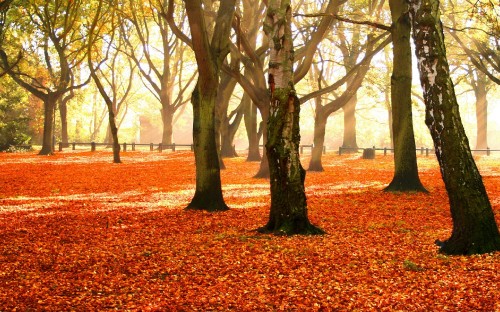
362, 148, 375, 159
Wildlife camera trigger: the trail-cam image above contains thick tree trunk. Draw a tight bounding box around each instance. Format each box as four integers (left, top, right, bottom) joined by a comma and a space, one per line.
244, 95, 261, 161
410, 0, 500, 254
341, 94, 358, 151
308, 112, 327, 172
39, 97, 57, 155
385, 0, 426, 192
107, 102, 121, 164
187, 86, 228, 211
259, 0, 323, 235
184, 0, 234, 211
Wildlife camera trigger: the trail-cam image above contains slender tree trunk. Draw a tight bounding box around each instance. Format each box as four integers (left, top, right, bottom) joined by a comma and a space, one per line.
59, 97, 70, 148
308, 111, 327, 172
259, 0, 323, 235
161, 106, 174, 145
254, 107, 270, 178
410, 0, 500, 255
39, 96, 57, 155
244, 94, 261, 161
108, 103, 121, 163
341, 94, 358, 151
474, 71, 488, 152
385, 0, 426, 192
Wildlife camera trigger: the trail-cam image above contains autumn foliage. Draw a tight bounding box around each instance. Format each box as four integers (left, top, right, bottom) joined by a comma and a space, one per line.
0, 150, 499, 310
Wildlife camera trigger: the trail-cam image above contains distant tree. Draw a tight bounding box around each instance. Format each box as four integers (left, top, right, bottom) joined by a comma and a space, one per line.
183, 0, 235, 211
88, 0, 123, 163
409, 0, 500, 254
122, 0, 195, 146
384, 0, 426, 192
259, 0, 323, 235
0, 0, 89, 155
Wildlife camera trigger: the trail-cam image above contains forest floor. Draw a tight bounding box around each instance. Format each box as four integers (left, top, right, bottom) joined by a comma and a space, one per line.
0, 150, 499, 311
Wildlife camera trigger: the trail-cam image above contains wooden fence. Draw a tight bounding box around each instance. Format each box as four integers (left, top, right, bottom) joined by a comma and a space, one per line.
339, 146, 498, 156
58, 142, 194, 152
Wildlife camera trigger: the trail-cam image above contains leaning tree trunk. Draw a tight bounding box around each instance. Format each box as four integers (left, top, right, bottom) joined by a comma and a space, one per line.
39, 96, 57, 155
385, 0, 427, 192
410, 0, 500, 255
59, 91, 74, 148
259, 0, 323, 235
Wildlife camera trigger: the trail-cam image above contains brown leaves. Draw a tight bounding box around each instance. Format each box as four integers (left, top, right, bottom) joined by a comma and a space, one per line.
0, 151, 499, 310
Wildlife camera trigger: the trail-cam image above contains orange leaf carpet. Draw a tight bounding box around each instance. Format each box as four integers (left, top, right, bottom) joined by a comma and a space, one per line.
0, 151, 498, 310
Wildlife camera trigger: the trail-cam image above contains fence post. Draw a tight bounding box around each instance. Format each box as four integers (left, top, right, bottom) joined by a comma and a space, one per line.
123, 142, 127, 152
91, 142, 96, 152
159, 143, 163, 152
339, 146, 342, 155
172, 143, 176, 152
58, 142, 63, 152
72, 142, 76, 150
384, 147, 387, 156
150, 143, 153, 151
426, 148, 429, 156
132, 142, 135, 151
487, 147, 490, 156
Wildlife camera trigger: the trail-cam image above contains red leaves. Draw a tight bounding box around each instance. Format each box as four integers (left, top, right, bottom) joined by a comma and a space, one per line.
0, 151, 499, 310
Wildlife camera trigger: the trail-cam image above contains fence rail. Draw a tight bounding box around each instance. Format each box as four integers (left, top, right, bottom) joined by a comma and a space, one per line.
58, 142, 194, 152
339, 146, 498, 156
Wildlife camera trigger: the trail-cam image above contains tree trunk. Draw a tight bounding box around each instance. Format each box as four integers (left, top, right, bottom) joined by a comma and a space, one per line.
259, 0, 323, 235
59, 98, 69, 148
341, 94, 358, 151
39, 96, 57, 155
254, 107, 270, 178
473, 71, 488, 152
187, 85, 228, 211
308, 112, 327, 172
244, 95, 261, 161
385, 0, 427, 192
183, 0, 234, 211
161, 106, 174, 146
410, 0, 500, 255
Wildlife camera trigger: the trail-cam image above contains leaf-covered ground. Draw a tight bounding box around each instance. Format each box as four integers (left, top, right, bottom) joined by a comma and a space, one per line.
0, 151, 499, 311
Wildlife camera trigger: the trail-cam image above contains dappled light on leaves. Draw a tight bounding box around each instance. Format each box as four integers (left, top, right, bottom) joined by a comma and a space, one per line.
0, 151, 498, 310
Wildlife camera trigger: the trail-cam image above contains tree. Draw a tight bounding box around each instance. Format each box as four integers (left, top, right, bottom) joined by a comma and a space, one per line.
259, 0, 323, 235
0, 0, 89, 155
384, 0, 427, 192
409, 0, 500, 254
88, 0, 123, 163
183, 0, 235, 211
122, 0, 195, 146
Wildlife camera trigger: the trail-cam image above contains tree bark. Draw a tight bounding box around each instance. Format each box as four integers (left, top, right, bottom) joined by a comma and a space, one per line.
341, 94, 358, 151
473, 70, 488, 152
308, 109, 327, 172
385, 0, 427, 192
39, 96, 57, 155
244, 94, 262, 161
410, 0, 500, 255
259, 0, 323, 235
184, 0, 235, 211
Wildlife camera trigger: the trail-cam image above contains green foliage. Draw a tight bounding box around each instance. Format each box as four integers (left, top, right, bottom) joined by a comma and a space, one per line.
0, 77, 31, 151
